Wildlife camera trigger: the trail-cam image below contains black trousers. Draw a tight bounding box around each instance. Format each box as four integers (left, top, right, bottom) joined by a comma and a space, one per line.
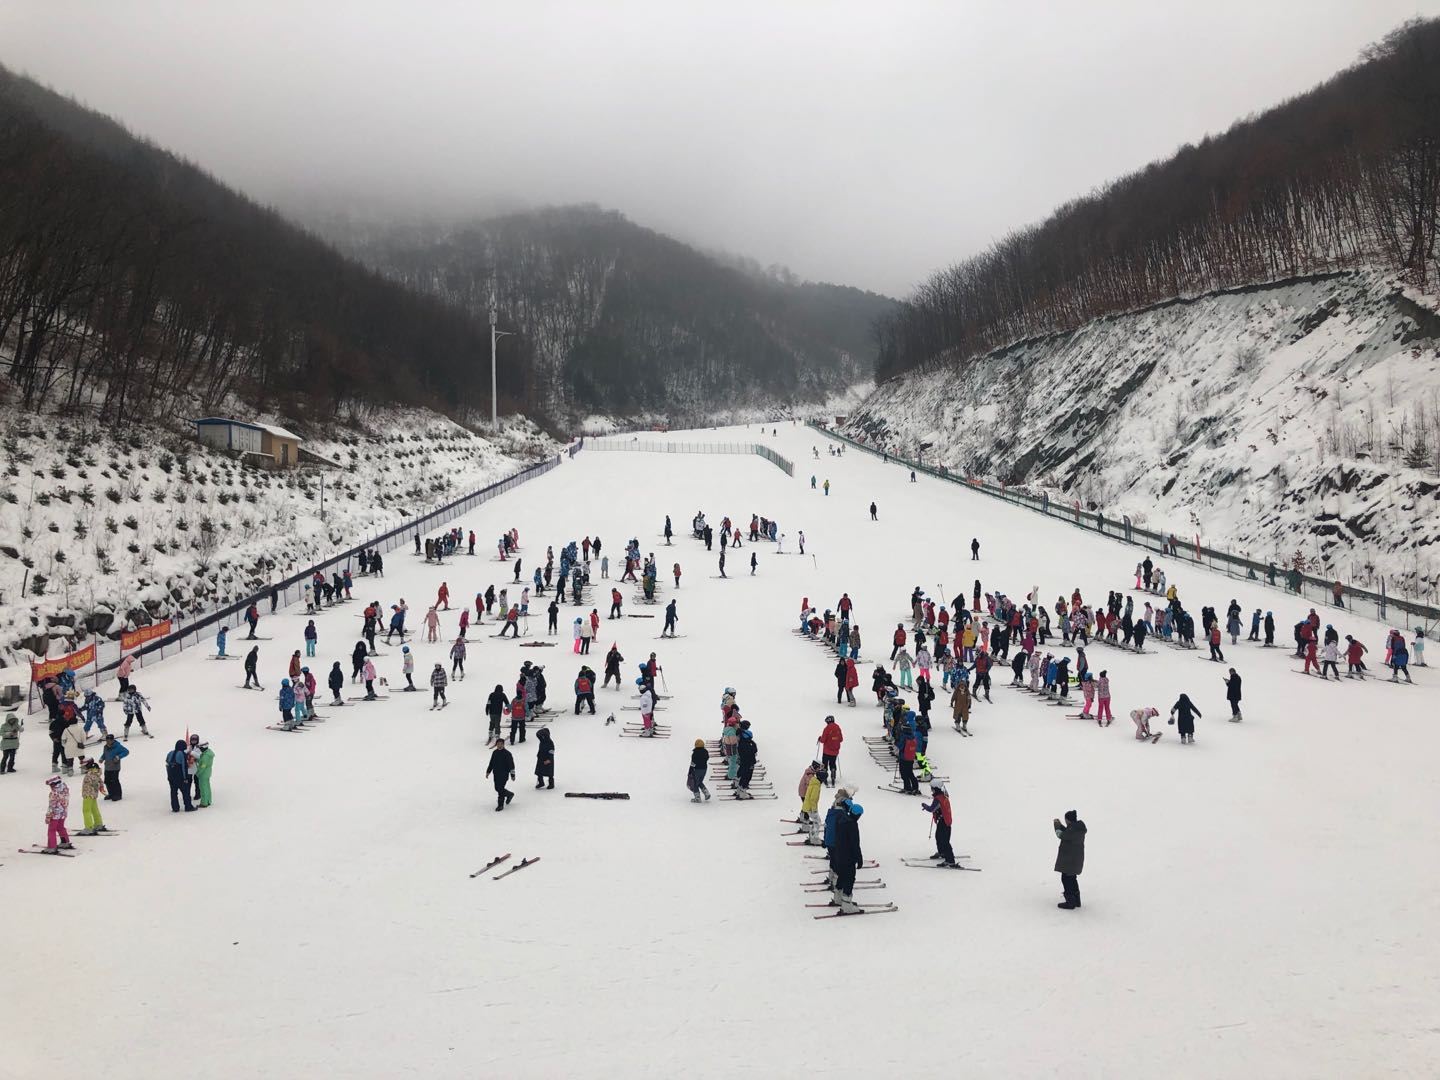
493, 777, 511, 809
105, 770, 121, 798
575, 694, 595, 714
737, 764, 754, 789
1061, 873, 1081, 905
898, 759, 916, 792
603, 671, 620, 688
510, 718, 526, 743
821, 753, 837, 783
935, 821, 954, 862
834, 860, 857, 894
170, 777, 194, 811
610, 603, 621, 618
1, 748, 15, 771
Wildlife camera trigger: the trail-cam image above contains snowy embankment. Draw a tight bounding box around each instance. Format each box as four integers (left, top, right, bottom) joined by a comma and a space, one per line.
3, 422, 1435, 1077
846, 271, 1440, 593
0, 405, 556, 675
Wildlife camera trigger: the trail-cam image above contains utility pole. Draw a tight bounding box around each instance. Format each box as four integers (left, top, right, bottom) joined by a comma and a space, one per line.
319, 474, 325, 521
489, 295, 513, 432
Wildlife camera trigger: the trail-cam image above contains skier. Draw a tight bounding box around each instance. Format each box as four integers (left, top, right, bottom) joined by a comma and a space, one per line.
823, 480, 830, 495
970, 537, 980, 560
120, 685, 151, 739
950, 676, 971, 734
194, 741, 214, 808
166, 739, 195, 810
41, 774, 74, 853
1168, 694, 1201, 744
921, 780, 956, 866
688, 739, 711, 802
450, 637, 466, 680
869, 502, 877, 521
1053, 810, 1086, 909
638, 680, 658, 737
603, 645, 625, 690
818, 715, 843, 785
243, 646, 261, 690
750, 552, 757, 576
798, 760, 823, 836
362, 657, 379, 700
1223, 669, 1243, 721
662, 599, 678, 637
828, 797, 865, 914
430, 664, 449, 709
735, 727, 759, 796
244, 602, 259, 639
486, 738, 516, 811
1263, 611, 1275, 646
1207, 623, 1225, 662
485, 685, 509, 744
1344, 635, 1368, 679
834, 656, 857, 704
664, 516, 673, 545
534, 727, 555, 790
1095, 670, 1113, 726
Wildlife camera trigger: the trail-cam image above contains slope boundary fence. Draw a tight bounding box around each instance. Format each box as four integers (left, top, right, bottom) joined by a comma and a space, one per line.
807, 421, 1440, 633
586, 438, 793, 476
23, 452, 570, 712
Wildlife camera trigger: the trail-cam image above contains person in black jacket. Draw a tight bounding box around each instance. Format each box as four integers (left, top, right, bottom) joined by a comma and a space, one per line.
833, 658, 849, 704
327, 662, 344, 705
735, 729, 759, 799
167, 740, 195, 812
1169, 694, 1201, 743
1053, 809, 1086, 909
243, 647, 261, 690
1223, 670, 1243, 721
485, 685, 509, 745
829, 798, 865, 913
350, 641, 368, 683
534, 727, 555, 790
487, 739, 516, 811
687, 739, 711, 802
603, 645, 624, 689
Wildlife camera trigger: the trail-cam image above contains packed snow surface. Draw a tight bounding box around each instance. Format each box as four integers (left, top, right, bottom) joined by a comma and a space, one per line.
4, 422, 1435, 1078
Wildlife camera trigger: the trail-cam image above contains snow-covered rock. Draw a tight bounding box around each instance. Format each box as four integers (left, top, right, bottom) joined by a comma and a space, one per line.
845, 271, 1440, 593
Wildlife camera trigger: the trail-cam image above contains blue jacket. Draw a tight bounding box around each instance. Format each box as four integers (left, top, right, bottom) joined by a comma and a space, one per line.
304, 623, 317, 641
100, 741, 129, 766
279, 684, 295, 710
84, 694, 105, 725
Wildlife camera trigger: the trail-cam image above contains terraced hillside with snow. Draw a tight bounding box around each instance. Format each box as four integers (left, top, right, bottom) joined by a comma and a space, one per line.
846, 272, 1440, 593
0, 407, 555, 675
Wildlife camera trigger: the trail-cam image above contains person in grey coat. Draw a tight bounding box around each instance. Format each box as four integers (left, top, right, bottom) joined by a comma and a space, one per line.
1054, 810, 1087, 910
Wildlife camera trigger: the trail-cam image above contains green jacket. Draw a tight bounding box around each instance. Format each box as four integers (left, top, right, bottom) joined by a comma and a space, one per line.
1, 716, 19, 751
197, 747, 215, 776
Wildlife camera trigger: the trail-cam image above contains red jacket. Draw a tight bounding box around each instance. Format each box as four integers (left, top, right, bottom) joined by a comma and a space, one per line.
927, 791, 953, 827
893, 628, 906, 646
844, 659, 859, 690
1346, 640, 1366, 664
819, 723, 844, 755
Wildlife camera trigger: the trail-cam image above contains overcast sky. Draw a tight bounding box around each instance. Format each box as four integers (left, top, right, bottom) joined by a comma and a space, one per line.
4, 0, 1438, 296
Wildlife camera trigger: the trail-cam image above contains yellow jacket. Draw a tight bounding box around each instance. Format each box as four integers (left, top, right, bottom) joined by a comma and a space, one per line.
802, 775, 822, 814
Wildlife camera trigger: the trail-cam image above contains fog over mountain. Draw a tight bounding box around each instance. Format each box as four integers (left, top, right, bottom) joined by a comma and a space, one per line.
4, 0, 1437, 294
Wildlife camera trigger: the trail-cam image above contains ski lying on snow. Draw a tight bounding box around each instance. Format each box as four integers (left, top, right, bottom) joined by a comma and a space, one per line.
265, 725, 310, 733
20, 846, 78, 856
900, 859, 981, 871
563, 792, 631, 800
492, 857, 540, 880
470, 853, 511, 878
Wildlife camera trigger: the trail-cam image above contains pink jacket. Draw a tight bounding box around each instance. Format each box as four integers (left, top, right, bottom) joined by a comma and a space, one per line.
117, 656, 135, 679
1097, 676, 1111, 701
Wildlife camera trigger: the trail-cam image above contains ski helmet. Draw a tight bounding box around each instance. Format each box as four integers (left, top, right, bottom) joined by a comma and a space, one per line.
403, 646, 410, 653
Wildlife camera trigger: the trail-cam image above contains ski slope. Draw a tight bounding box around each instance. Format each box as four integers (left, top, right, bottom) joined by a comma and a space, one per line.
5, 422, 1436, 1079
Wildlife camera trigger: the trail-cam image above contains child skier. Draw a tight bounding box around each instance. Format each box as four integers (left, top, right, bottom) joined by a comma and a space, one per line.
42, 774, 73, 852
77, 759, 107, 834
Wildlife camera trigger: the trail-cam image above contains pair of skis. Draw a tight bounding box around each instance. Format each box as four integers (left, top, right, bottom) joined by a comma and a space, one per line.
899, 857, 981, 871
469, 853, 541, 880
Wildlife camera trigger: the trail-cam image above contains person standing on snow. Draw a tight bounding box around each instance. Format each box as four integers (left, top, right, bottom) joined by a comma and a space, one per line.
1168, 694, 1201, 744
1053, 810, 1086, 909
687, 739, 711, 802
195, 741, 215, 807
735, 728, 759, 797
166, 740, 195, 811
534, 727, 555, 790
99, 733, 127, 798
243, 647, 261, 690
970, 538, 980, 560
798, 760, 824, 835
41, 774, 73, 852
828, 797, 865, 913
869, 502, 877, 521
818, 716, 843, 785
922, 781, 956, 866
662, 599, 678, 638
1223, 669, 1243, 721
486, 738, 516, 811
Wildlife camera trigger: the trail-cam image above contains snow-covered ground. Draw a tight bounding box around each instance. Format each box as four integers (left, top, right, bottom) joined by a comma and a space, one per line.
0, 405, 556, 673
5, 421, 1435, 1078
847, 271, 1440, 596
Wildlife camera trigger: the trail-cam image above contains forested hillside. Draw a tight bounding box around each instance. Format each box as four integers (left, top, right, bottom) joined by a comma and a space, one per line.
876, 18, 1440, 382
322, 205, 893, 421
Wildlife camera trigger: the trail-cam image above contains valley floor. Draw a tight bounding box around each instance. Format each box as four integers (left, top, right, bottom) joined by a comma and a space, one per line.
4, 423, 1435, 1078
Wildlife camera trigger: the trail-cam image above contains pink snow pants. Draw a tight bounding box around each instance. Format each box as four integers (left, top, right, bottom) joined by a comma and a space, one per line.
47, 819, 69, 847
1097, 700, 1113, 723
